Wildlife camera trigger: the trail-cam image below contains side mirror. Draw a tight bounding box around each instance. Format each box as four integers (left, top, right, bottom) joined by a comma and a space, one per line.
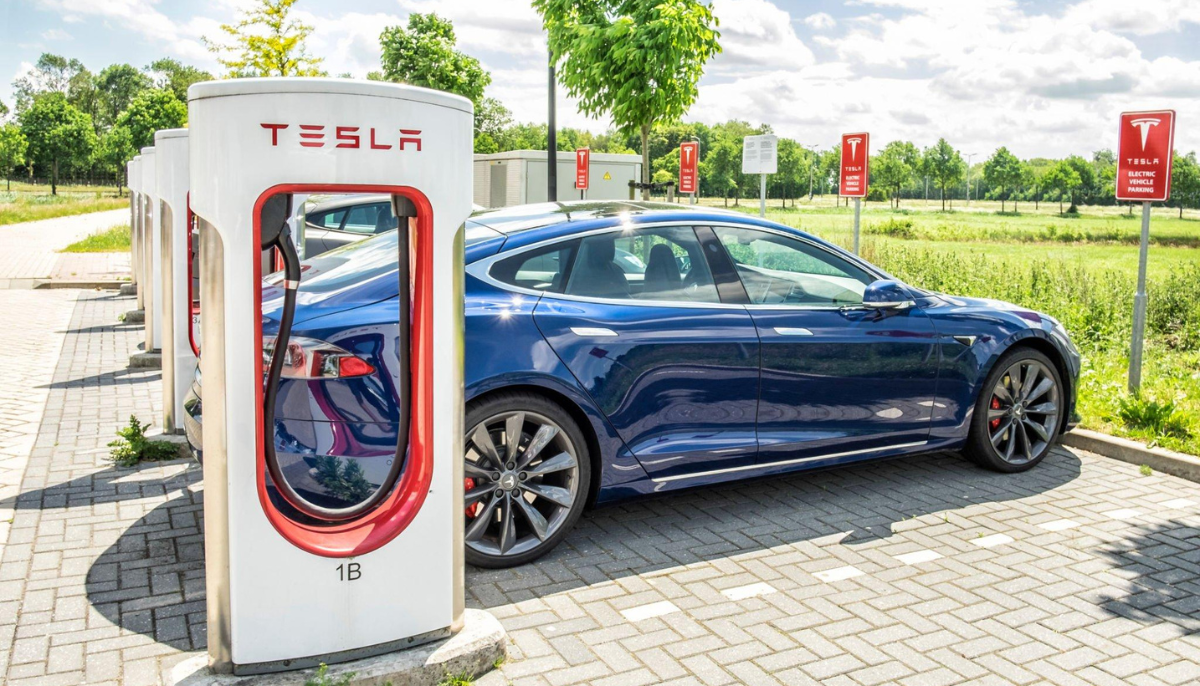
863, 279, 916, 310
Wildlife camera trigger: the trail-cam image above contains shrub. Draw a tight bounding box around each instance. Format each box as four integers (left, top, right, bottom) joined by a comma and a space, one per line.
868, 217, 916, 239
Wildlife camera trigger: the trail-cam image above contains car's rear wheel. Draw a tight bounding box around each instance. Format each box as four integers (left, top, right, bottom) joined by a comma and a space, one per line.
964, 347, 1063, 472
463, 392, 590, 568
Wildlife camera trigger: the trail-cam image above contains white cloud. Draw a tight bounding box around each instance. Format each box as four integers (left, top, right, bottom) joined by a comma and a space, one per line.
1064, 0, 1200, 36
709, 0, 814, 73
398, 0, 545, 60
804, 13, 836, 31
41, 28, 72, 41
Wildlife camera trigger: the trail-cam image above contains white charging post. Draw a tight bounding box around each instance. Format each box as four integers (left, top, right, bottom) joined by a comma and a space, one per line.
139, 146, 162, 353
155, 129, 194, 433
127, 158, 139, 295
129, 156, 144, 309
189, 78, 472, 675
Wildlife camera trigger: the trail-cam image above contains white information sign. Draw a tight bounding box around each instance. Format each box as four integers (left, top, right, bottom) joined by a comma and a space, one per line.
742, 134, 778, 175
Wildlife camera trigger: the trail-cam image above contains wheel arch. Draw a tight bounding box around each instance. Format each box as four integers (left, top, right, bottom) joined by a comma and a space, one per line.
981, 331, 1074, 436
466, 382, 606, 508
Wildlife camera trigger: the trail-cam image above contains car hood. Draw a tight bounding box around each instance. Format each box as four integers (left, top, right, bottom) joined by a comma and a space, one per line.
931, 293, 1048, 324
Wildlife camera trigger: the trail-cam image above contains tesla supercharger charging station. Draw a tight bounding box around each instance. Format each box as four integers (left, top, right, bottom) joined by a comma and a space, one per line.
156, 129, 194, 433
127, 158, 139, 296
140, 146, 162, 353
190, 78, 470, 674
130, 156, 144, 308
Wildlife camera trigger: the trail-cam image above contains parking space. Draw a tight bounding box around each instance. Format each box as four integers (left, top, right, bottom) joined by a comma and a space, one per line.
0, 288, 1198, 686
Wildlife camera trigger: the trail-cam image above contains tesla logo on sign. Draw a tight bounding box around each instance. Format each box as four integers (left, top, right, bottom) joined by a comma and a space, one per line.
1116, 110, 1175, 202
839, 132, 870, 198
575, 148, 590, 190
679, 141, 699, 194
260, 123, 423, 151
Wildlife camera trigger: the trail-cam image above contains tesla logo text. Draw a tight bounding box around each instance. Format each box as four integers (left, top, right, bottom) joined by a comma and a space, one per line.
1130, 118, 1160, 151
260, 123, 422, 151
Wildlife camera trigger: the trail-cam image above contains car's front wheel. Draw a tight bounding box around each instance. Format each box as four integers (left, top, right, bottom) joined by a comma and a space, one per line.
964, 347, 1064, 472
463, 392, 590, 568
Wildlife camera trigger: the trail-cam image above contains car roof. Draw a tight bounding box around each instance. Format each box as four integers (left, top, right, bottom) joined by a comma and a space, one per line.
467, 201, 733, 235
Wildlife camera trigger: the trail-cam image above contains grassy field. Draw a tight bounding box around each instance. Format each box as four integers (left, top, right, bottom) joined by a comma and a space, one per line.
709, 197, 1200, 455
0, 185, 127, 226
61, 224, 131, 252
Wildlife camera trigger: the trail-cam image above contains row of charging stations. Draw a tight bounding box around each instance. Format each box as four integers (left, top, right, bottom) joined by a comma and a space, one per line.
130, 78, 473, 675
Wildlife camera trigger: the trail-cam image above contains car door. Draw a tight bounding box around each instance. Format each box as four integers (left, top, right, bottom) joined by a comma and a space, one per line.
527, 224, 761, 479
712, 225, 939, 463
304, 206, 348, 256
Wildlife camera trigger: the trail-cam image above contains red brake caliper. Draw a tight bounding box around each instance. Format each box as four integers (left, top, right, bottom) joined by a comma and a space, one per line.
465, 477, 480, 518
990, 397, 1001, 430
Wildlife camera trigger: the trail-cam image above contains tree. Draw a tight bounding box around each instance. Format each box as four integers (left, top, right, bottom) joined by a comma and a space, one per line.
95, 64, 152, 129
1170, 152, 1200, 219
18, 94, 96, 195
1062, 155, 1096, 209
772, 138, 802, 207
113, 89, 187, 150
474, 97, 513, 153
981, 147, 1023, 212
924, 139, 965, 211
97, 126, 135, 194
874, 140, 920, 208
702, 138, 740, 206
146, 58, 215, 102
0, 99, 8, 120
1042, 161, 1082, 214
12, 54, 87, 111
204, 0, 325, 77
0, 123, 28, 191
536, 0, 721, 199
379, 14, 490, 107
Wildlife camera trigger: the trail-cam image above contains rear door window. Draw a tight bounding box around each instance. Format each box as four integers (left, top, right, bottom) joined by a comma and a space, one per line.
342, 203, 394, 235
309, 209, 346, 230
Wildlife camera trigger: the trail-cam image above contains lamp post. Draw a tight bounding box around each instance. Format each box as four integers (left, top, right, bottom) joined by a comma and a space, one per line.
547, 49, 557, 203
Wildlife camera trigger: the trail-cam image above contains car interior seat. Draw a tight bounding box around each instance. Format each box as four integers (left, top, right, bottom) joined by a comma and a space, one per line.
643, 243, 682, 296
567, 237, 629, 298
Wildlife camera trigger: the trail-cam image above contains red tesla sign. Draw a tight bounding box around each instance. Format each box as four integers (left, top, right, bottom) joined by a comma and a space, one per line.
679, 141, 699, 194
1116, 110, 1176, 202
839, 132, 869, 198
575, 148, 590, 190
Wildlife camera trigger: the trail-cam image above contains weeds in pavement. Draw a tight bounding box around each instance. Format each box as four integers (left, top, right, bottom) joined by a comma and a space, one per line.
108, 415, 179, 467
304, 664, 356, 686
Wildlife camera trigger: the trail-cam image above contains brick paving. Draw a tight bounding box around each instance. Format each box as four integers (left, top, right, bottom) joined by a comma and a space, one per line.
0, 210, 129, 288
1, 287, 1200, 685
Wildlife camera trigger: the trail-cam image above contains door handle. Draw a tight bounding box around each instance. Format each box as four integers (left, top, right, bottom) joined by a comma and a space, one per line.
774, 327, 814, 336
570, 327, 618, 337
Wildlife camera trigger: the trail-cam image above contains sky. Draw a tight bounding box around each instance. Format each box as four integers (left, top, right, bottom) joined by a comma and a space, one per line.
2, 0, 1199, 158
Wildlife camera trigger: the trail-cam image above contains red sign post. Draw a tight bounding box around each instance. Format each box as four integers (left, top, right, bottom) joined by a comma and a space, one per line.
575, 148, 590, 197
679, 141, 699, 197
839, 132, 870, 253
1117, 109, 1177, 394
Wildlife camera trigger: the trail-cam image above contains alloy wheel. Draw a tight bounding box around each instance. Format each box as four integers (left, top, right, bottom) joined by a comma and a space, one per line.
987, 359, 1060, 465
464, 410, 580, 559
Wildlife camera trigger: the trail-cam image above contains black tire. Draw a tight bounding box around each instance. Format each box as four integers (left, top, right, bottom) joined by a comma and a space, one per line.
963, 347, 1064, 473
463, 391, 591, 568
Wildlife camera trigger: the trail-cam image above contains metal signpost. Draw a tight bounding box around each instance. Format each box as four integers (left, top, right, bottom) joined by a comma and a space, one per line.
575, 147, 589, 199
742, 134, 778, 217
679, 140, 699, 204
1115, 109, 1176, 394
839, 132, 870, 253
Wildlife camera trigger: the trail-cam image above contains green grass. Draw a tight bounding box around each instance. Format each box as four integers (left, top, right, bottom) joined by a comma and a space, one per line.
700, 197, 1200, 455
60, 224, 131, 253
0, 191, 127, 226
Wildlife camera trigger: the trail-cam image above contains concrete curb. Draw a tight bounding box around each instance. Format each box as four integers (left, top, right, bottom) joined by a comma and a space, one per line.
166, 609, 506, 686
120, 282, 137, 295
35, 279, 125, 290
129, 350, 162, 369
1063, 429, 1200, 483
124, 309, 145, 324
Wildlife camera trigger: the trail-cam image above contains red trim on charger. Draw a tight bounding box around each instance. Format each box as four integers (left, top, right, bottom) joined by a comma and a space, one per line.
252, 183, 435, 558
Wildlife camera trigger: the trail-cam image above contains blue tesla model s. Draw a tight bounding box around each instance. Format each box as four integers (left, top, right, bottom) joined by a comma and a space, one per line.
184, 201, 1079, 568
